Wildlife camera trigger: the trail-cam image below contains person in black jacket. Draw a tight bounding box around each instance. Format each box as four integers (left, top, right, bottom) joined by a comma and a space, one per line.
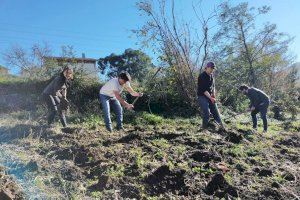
197, 62, 224, 129
239, 85, 270, 132
42, 66, 73, 127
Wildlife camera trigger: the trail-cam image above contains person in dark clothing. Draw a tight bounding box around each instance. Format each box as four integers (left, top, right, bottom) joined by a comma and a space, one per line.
42, 66, 73, 127
197, 62, 224, 129
239, 85, 270, 132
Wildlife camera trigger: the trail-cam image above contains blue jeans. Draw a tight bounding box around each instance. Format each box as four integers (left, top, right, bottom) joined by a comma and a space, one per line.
251, 102, 269, 131
99, 94, 123, 131
198, 95, 222, 128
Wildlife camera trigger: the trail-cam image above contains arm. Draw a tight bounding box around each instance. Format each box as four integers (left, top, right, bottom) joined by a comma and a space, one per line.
113, 91, 133, 109
126, 85, 142, 97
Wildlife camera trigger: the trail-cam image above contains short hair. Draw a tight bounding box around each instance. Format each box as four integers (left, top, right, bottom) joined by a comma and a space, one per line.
63, 66, 73, 73
239, 84, 249, 91
118, 71, 131, 82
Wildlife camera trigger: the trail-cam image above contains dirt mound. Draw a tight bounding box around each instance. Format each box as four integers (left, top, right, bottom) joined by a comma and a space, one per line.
144, 165, 188, 196
151, 132, 184, 141
205, 173, 238, 198
190, 150, 222, 162
120, 184, 141, 199
261, 188, 282, 199
225, 131, 243, 143
278, 135, 300, 147
257, 168, 273, 177
74, 146, 95, 166
117, 133, 142, 143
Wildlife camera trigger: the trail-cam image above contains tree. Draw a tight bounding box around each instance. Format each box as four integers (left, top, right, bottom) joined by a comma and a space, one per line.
135, 0, 215, 108
211, 2, 295, 112
98, 48, 155, 82
3, 42, 52, 79
213, 2, 293, 88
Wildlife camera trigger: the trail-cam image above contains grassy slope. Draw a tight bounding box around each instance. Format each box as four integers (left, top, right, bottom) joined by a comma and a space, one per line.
0, 111, 299, 199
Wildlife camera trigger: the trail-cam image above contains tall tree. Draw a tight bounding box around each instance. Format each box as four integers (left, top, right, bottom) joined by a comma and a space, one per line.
213, 2, 293, 89
136, 0, 215, 108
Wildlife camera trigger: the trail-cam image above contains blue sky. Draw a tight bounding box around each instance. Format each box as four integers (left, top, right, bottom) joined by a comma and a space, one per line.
0, 0, 299, 74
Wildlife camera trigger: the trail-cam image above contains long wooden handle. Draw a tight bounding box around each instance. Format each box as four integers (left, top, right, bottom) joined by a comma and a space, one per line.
132, 96, 140, 105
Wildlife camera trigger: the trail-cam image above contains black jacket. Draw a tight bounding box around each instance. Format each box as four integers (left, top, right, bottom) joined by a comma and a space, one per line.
42, 74, 68, 97
197, 71, 214, 96
247, 87, 270, 108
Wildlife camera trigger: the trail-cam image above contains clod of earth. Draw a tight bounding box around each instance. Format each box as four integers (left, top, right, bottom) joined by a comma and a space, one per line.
191, 150, 222, 162
258, 168, 273, 177
225, 131, 243, 143
205, 173, 238, 198
144, 165, 188, 196
119, 184, 141, 199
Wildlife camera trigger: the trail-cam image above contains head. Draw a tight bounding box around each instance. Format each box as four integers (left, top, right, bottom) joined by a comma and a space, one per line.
239, 84, 249, 95
118, 71, 131, 85
205, 62, 216, 75
62, 66, 74, 80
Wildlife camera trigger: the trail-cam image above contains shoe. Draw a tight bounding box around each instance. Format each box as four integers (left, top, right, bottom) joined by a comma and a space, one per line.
116, 126, 126, 132
106, 127, 113, 132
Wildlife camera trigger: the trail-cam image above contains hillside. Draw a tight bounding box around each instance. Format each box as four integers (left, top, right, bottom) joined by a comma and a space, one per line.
0, 111, 299, 199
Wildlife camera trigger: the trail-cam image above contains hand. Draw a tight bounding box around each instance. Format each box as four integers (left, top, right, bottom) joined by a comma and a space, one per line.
210, 97, 216, 104
125, 104, 134, 110
138, 92, 144, 97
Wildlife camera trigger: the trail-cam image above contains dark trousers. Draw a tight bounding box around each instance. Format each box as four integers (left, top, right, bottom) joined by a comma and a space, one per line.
251, 102, 269, 131
198, 95, 222, 128
42, 94, 67, 127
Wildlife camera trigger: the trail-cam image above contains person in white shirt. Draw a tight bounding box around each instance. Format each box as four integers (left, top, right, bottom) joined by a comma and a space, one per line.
99, 72, 143, 132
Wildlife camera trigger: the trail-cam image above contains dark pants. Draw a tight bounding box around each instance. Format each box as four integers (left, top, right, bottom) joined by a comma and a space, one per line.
198, 95, 222, 128
99, 94, 123, 131
42, 94, 67, 127
251, 102, 269, 131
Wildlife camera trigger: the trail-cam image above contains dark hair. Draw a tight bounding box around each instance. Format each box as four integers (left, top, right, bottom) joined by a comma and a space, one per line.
61, 66, 73, 86
63, 66, 73, 73
118, 71, 131, 82
239, 84, 249, 91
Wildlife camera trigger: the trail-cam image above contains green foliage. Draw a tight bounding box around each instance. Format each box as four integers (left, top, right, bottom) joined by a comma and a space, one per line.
141, 112, 163, 125
98, 48, 155, 82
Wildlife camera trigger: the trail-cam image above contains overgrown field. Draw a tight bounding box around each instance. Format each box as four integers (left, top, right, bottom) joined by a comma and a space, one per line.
0, 110, 299, 199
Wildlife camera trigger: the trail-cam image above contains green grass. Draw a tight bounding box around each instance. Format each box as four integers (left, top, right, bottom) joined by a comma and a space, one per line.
141, 112, 164, 125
